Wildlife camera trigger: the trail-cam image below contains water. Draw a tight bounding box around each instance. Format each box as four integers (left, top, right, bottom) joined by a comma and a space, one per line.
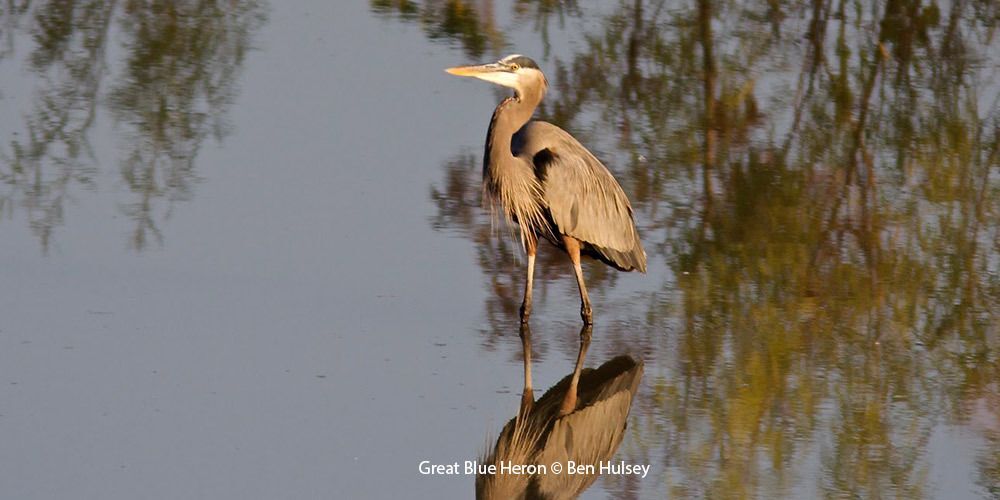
1, 1, 998, 498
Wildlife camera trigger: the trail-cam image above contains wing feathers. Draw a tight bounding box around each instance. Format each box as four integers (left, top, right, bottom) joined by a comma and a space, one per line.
518, 122, 646, 273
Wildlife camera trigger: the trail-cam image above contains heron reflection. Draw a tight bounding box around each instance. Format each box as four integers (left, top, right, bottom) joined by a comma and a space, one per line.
476, 323, 643, 499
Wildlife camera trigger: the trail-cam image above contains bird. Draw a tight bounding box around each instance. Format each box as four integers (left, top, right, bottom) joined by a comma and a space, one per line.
446, 54, 646, 325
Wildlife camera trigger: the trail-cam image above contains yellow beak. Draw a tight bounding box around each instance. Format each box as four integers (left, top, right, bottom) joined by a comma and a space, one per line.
445, 63, 505, 77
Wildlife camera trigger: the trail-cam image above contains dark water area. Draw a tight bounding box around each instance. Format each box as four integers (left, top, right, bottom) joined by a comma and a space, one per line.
1, 0, 998, 499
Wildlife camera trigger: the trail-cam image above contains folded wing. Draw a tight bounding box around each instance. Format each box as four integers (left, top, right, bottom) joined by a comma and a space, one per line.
514, 121, 646, 273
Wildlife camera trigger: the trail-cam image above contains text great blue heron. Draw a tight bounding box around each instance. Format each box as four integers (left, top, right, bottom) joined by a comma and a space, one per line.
446, 54, 646, 325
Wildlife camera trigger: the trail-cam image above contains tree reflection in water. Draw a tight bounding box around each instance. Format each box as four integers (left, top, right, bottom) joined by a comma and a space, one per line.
0, 1, 266, 251
381, 0, 1000, 497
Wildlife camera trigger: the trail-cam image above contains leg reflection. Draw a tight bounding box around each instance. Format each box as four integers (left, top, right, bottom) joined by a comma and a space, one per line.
518, 322, 534, 414
559, 324, 593, 416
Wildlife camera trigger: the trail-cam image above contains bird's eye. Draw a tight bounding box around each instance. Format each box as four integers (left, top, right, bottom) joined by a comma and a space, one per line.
510, 63, 520, 71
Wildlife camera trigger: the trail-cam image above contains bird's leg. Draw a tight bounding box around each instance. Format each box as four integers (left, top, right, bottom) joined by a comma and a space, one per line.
562, 235, 593, 325
559, 324, 593, 416
519, 233, 537, 323
518, 322, 534, 414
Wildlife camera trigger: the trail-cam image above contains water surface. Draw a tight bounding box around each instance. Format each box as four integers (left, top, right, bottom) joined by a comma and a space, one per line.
1, 1, 998, 499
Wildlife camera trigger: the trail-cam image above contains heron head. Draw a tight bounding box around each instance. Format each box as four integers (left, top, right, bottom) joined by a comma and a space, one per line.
446, 54, 547, 98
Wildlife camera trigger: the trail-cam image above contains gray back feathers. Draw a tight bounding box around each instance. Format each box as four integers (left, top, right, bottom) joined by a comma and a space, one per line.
514, 121, 647, 272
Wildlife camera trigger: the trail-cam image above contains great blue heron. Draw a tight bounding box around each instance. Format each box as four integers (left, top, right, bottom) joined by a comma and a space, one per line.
446, 54, 646, 325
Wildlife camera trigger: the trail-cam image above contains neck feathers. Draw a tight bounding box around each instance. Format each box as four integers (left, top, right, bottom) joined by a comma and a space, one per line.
482, 87, 550, 248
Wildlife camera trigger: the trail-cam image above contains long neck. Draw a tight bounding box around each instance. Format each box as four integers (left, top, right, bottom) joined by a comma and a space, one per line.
484, 86, 544, 172
481, 85, 550, 247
